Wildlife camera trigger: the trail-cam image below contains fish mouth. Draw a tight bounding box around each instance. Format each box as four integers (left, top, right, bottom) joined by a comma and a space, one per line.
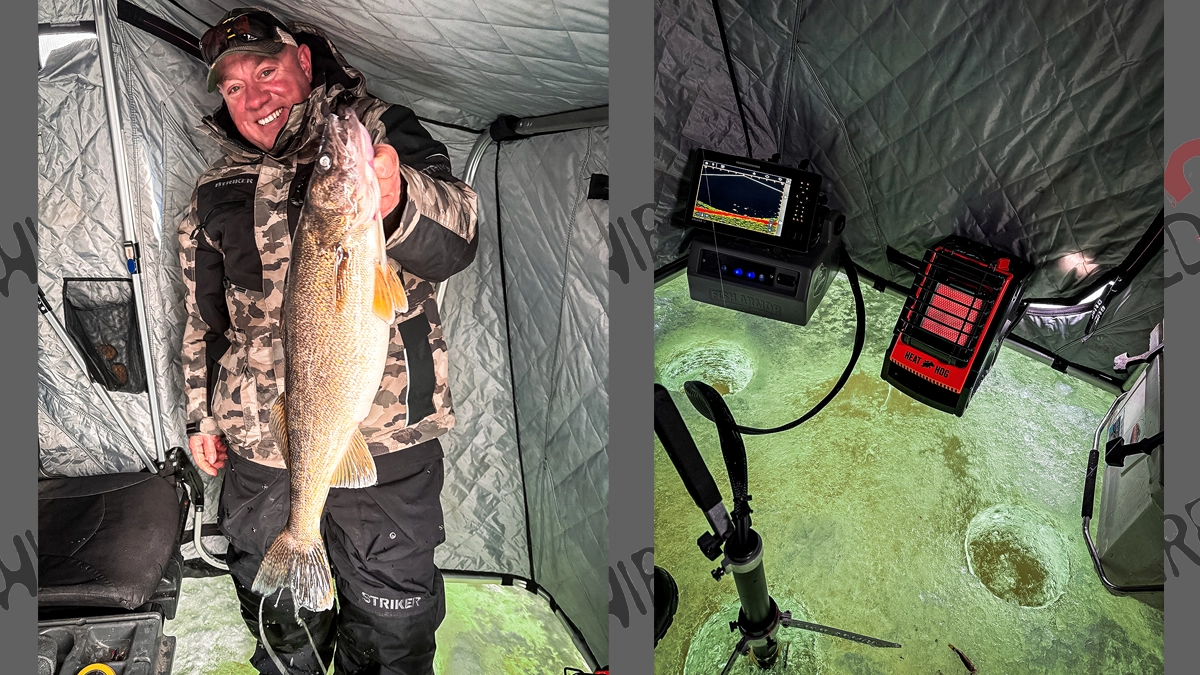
319, 109, 373, 171
311, 108, 380, 223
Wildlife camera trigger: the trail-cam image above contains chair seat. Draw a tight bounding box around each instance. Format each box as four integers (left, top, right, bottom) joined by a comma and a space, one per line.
38, 473, 180, 611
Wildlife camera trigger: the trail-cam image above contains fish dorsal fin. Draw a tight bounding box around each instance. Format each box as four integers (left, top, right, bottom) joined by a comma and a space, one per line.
331, 427, 378, 488
269, 392, 289, 469
372, 262, 409, 321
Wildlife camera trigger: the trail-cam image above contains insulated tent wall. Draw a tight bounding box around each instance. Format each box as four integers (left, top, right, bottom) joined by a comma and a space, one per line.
655, 0, 1163, 379
38, 0, 609, 663
435, 125, 611, 658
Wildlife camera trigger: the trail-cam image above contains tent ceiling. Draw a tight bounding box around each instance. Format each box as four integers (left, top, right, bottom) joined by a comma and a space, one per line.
125, 0, 608, 129
654, 0, 1163, 373
657, 0, 1162, 292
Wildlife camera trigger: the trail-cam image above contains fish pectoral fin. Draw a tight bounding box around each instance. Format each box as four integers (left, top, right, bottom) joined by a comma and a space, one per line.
330, 428, 378, 488
387, 262, 409, 315
372, 263, 409, 321
269, 392, 289, 469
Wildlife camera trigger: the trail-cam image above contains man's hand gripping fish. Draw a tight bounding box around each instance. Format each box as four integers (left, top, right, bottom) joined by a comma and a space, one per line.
252, 108, 408, 612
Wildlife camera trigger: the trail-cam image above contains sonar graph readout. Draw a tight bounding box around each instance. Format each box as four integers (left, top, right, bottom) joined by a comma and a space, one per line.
693, 159, 793, 236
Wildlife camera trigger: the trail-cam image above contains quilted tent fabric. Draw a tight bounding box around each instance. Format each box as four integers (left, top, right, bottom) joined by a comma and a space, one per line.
145, 0, 608, 130
39, 0, 90, 24
38, 36, 157, 475
497, 127, 610, 659
654, 0, 1163, 374
106, 13, 227, 456
436, 133, 532, 578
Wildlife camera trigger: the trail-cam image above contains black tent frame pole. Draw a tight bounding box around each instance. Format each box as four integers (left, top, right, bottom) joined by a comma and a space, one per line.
494, 146, 541, 596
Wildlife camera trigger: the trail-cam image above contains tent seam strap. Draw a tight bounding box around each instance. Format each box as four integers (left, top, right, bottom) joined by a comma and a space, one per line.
493, 143, 537, 585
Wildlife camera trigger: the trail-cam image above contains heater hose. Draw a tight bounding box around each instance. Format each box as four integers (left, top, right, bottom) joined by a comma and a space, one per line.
733, 252, 866, 436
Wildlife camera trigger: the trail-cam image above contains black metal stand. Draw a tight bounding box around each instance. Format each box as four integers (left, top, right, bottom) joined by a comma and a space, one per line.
653, 382, 900, 673
713, 526, 898, 674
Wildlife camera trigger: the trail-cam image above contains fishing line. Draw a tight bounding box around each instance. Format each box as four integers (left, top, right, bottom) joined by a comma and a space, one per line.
259, 596, 290, 675
258, 593, 329, 675
300, 620, 327, 674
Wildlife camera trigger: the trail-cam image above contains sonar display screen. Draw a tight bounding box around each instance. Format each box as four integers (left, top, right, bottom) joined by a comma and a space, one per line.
692, 159, 792, 237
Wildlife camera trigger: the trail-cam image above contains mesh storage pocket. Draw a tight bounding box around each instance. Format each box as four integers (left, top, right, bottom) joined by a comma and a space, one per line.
62, 278, 146, 393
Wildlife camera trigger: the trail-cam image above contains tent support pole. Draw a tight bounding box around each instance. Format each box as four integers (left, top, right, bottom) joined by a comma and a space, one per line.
463, 131, 493, 187
513, 105, 608, 135
38, 290, 157, 473
93, 0, 168, 464
436, 131, 494, 309
437, 106, 609, 308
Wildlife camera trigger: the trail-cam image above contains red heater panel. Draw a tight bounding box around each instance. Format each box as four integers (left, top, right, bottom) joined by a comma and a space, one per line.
921, 282, 982, 347
883, 238, 1030, 416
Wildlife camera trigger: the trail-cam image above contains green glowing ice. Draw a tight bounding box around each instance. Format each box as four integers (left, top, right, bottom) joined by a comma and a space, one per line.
653, 272, 1163, 675
165, 576, 587, 674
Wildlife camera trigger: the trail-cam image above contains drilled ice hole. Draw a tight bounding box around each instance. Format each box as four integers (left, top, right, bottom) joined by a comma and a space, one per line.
965, 504, 1069, 608
659, 341, 755, 396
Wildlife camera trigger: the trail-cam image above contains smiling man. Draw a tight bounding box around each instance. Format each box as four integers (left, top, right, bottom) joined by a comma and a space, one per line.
178, 8, 478, 675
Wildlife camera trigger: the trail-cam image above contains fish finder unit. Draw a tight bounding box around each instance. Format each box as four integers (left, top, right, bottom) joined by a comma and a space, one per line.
686, 149, 826, 252
683, 150, 843, 326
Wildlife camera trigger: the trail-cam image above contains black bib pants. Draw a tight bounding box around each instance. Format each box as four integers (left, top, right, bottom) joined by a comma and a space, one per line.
219, 439, 447, 675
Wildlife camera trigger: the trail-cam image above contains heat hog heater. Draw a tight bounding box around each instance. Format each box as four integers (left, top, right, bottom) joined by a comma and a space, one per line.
882, 236, 1032, 417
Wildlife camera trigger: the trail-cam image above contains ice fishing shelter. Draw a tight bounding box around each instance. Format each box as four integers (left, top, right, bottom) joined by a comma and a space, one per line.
655, 0, 1163, 381
37, 0, 609, 665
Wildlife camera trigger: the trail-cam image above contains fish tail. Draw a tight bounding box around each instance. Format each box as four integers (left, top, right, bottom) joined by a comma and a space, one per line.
251, 529, 335, 612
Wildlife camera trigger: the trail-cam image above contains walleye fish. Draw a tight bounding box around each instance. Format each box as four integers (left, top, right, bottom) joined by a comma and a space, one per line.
252, 108, 408, 612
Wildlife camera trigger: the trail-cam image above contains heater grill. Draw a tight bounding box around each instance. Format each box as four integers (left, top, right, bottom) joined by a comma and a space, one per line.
883, 237, 1031, 417
896, 250, 1011, 369
921, 283, 983, 347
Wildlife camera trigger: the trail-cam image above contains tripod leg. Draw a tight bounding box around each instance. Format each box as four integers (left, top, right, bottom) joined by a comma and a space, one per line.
720, 635, 750, 675
779, 615, 901, 649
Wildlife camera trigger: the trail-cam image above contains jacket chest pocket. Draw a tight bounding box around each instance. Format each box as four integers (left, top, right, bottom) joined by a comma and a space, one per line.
210, 341, 264, 451
197, 175, 263, 293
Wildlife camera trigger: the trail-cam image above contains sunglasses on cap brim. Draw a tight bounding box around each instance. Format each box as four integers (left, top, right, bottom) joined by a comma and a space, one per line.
200, 10, 293, 66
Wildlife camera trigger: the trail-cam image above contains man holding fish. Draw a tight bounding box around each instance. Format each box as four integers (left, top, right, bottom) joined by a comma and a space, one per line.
177, 8, 478, 674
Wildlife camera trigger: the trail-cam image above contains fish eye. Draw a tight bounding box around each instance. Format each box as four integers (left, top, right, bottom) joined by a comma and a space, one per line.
318, 155, 332, 170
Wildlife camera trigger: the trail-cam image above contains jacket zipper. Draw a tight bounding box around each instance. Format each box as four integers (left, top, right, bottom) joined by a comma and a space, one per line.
208, 361, 227, 414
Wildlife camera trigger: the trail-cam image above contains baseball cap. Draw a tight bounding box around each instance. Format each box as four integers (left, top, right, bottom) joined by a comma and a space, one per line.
201, 8, 298, 92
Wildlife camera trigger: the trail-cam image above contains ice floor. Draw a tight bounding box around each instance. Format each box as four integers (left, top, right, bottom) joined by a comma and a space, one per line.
165, 575, 588, 674
653, 272, 1163, 674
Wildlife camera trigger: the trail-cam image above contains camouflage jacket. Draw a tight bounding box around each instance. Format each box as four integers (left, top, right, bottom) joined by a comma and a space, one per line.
178, 23, 478, 468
